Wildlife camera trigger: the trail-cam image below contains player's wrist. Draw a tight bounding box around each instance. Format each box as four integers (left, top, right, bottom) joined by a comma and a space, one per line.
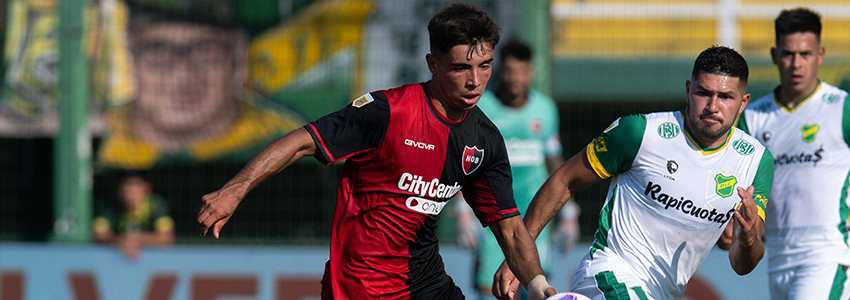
527, 274, 552, 300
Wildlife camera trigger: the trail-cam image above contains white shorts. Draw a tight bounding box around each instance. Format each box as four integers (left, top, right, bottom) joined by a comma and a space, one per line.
769, 262, 850, 300
571, 270, 654, 300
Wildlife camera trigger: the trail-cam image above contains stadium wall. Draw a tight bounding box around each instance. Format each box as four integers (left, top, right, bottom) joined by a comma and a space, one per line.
0, 242, 770, 300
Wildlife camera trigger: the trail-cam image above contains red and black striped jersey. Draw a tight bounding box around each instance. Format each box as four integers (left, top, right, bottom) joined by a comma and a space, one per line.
305, 82, 519, 299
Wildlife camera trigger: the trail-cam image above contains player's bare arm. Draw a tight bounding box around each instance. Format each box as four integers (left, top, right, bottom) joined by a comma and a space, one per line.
717, 220, 734, 250
728, 186, 765, 275
525, 150, 601, 239
490, 216, 557, 300
492, 150, 600, 299
197, 128, 317, 239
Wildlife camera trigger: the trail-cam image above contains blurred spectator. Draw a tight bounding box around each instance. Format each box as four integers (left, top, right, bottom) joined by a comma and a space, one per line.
97, 1, 304, 170
93, 171, 174, 260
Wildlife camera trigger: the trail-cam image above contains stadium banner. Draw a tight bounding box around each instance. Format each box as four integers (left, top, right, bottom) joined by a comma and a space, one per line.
0, 242, 769, 300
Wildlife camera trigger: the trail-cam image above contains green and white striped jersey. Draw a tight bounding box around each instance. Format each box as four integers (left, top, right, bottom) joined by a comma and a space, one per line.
575, 111, 773, 300
738, 81, 850, 269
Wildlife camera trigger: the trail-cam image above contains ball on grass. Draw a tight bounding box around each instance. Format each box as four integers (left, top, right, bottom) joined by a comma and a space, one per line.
546, 292, 592, 300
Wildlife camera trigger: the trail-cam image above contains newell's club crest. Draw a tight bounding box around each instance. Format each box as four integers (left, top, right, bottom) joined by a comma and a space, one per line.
714, 173, 737, 198
802, 124, 819, 143
462, 146, 484, 175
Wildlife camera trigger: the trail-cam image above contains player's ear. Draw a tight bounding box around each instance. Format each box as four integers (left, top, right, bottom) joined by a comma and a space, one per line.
739, 93, 751, 114
770, 47, 778, 65
426, 53, 438, 75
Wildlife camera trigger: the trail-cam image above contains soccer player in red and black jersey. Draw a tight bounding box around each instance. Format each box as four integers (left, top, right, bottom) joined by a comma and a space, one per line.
196, 3, 557, 300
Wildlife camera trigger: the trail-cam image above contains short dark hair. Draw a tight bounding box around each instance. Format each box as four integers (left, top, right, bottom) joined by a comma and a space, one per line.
691, 45, 749, 86
775, 7, 822, 44
428, 2, 501, 56
500, 40, 533, 62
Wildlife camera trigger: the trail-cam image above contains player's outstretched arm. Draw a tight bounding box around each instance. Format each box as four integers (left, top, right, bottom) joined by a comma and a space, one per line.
728, 186, 765, 275
524, 150, 600, 240
492, 150, 600, 300
196, 128, 317, 239
490, 216, 557, 300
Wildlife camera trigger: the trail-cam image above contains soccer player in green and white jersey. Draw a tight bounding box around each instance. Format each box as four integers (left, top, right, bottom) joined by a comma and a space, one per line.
734, 8, 850, 300
493, 46, 773, 300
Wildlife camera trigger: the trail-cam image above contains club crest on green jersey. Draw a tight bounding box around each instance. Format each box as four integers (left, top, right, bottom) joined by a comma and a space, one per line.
591, 137, 608, 153
715, 173, 737, 198
657, 122, 680, 139
732, 139, 755, 155
802, 124, 819, 143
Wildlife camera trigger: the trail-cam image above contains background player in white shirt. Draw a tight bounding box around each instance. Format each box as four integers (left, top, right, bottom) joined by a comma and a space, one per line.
494, 46, 772, 300
733, 7, 850, 300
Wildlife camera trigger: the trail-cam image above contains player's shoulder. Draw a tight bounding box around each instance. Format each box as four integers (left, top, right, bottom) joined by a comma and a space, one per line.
527, 89, 556, 104
817, 81, 849, 102
642, 110, 678, 122
372, 83, 427, 104
600, 113, 649, 144
634, 111, 687, 137
469, 105, 500, 132
749, 91, 777, 107
729, 126, 769, 156
604, 113, 648, 132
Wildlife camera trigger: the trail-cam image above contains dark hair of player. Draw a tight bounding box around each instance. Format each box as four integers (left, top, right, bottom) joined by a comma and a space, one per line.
691, 45, 749, 86
428, 2, 501, 58
500, 39, 533, 62
775, 7, 822, 44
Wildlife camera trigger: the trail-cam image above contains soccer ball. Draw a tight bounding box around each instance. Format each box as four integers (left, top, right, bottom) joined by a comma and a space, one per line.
546, 292, 592, 300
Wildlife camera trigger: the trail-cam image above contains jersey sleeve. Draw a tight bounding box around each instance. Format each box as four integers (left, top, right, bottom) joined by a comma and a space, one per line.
462, 127, 520, 227
305, 92, 390, 164
751, 148, 774, 222
585, 114, 646, 179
